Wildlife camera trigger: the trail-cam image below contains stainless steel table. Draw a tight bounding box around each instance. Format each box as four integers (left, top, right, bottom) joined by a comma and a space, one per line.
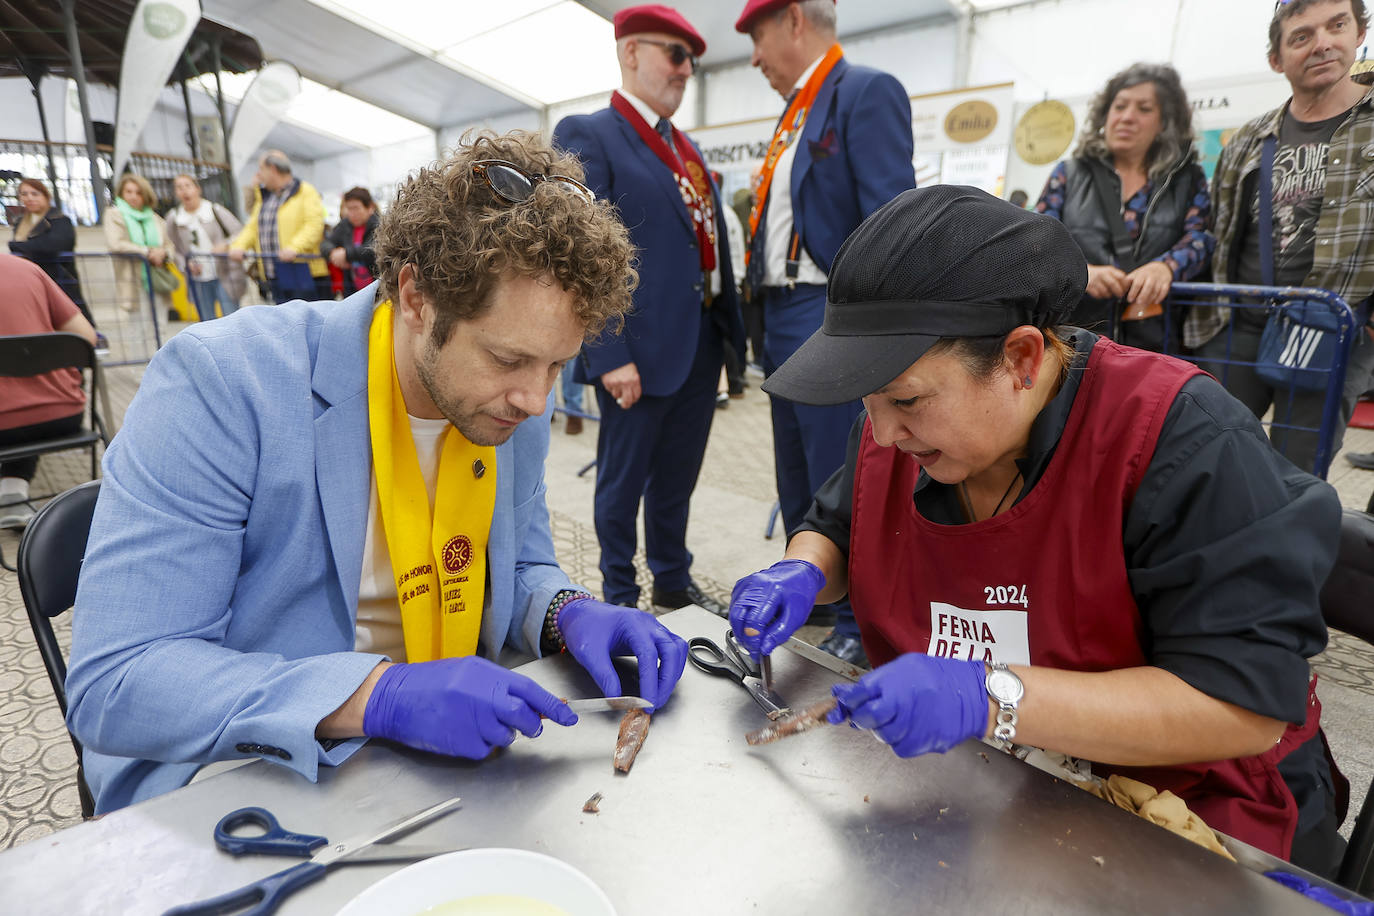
0, 607, 1331, 914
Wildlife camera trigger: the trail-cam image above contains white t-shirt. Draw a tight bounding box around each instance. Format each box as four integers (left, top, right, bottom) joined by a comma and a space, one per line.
762, 54, 829, 288
354, 414, 452, 662
172, 201, 220, 280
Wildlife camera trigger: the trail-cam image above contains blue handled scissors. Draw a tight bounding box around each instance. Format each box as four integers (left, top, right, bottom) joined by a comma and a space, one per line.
688, 631, 791, 720
162, 796, 464, 916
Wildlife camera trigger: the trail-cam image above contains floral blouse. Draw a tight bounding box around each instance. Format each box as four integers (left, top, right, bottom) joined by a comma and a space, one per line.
1035, 160, 1214, 280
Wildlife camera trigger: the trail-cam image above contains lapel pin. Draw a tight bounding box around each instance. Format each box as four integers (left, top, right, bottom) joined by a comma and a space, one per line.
472, 459, 486, 479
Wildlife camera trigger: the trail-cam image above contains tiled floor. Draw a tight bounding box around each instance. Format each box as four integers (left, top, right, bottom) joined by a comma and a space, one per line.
2, 328, 1374, 859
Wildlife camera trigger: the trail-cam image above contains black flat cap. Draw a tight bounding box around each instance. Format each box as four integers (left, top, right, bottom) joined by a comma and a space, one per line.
762, 185, 1086, 405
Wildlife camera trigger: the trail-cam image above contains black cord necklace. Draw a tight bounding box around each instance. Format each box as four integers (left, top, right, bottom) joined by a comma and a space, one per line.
960, 470, 1023, 523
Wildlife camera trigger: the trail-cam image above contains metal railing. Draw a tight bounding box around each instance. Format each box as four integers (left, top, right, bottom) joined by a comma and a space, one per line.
1159, 282, 1360, 479
13, 250, 334, 368
0, 139, 237, 227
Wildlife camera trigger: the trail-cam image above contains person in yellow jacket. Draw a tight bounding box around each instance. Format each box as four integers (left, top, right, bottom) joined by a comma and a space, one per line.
229, 150, 328, 303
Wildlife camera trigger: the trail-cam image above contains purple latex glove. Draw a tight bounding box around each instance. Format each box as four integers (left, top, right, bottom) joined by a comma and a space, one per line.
827, 653, 989, 757
558, 599, 688, 711
1267, 873, 1374, 914
728, 559, 826, 658
362, 656, 576, 758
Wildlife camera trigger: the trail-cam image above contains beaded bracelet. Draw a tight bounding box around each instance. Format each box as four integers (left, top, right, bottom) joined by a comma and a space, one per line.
541, 589, 592, 654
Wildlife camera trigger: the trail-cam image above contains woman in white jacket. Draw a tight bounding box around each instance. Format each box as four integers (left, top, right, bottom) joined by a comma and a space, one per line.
167, 173, 245, 321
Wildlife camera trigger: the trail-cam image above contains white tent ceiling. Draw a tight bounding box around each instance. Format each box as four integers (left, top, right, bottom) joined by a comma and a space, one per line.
21, 0, 1369, 174
201, 0, 963, 136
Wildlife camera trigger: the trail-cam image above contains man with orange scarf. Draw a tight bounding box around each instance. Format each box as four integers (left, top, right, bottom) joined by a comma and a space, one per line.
65, 133, 689, 814
737, 0, 915, 666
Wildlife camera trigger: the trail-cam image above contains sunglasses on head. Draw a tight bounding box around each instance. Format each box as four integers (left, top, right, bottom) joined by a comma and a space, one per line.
637, 37, 700, 74
471, 159, 594, 205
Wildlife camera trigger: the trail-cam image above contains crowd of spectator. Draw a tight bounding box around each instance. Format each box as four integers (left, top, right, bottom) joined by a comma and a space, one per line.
1033, 0, 1374, 472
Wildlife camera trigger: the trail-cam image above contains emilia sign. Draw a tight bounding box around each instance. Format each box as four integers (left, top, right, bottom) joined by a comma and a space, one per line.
944, 100, 998, 144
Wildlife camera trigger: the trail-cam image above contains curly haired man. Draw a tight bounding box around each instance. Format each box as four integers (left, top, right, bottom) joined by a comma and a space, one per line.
65, 132, 690, 813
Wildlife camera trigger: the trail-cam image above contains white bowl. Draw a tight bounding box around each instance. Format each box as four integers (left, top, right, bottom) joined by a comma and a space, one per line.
334, 847, 617, 916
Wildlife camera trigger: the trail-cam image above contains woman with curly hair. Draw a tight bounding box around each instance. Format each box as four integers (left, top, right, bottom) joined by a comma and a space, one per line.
1036, 63, 1215, 352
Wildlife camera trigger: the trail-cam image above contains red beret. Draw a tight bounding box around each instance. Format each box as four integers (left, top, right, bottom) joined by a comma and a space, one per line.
614, 4, 707, 57
735, 0, 834, 34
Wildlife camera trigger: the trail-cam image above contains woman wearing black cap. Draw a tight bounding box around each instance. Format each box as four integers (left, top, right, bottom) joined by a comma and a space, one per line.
729, 185, 1345, 874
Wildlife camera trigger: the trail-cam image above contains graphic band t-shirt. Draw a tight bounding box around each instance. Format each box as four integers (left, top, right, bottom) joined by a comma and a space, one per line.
1232, 105, 1351, 324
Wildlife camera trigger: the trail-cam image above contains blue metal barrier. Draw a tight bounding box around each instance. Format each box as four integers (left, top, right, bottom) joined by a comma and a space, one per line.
1160, 282, 1359, 479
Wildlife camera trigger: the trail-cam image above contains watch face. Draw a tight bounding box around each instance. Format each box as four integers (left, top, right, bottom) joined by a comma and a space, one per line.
987, 668, 1024, 705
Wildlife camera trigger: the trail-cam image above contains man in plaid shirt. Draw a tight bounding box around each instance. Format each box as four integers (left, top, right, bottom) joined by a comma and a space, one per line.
1189, 0, 1374, 473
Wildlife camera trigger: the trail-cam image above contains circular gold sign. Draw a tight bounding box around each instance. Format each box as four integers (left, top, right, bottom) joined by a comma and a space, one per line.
1014, 100, 1076, 166
944, 100, 999, 144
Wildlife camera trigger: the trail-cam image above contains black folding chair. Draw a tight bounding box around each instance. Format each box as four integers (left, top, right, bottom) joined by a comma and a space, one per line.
1318, 508, 1374, 896
0, 332, 108, 483
16, 479, 102, 818
0, 332, 108, 570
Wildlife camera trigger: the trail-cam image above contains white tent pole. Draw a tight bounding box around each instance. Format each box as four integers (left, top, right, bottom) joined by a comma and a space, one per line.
954, 2, 974, 88
1168, 0, 1188, 62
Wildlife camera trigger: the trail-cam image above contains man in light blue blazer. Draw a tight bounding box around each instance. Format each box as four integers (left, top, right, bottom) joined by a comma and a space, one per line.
66, 134, 689, 813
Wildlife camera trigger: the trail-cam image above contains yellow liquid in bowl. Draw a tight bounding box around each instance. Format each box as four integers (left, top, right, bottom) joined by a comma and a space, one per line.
419, 895, 570, 916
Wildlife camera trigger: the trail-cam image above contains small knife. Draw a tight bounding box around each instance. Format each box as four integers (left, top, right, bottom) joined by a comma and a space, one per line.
563, 696, 653, 714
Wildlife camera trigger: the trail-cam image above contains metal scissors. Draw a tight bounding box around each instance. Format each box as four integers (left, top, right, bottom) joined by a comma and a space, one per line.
688, 631, 791, 720
162, 796, 464, 916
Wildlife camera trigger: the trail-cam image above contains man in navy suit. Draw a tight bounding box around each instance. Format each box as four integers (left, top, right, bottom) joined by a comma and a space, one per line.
737, 0, 915, 664
554, 5, 743, 614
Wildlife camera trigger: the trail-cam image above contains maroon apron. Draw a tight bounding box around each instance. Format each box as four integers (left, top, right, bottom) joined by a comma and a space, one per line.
848, 339, 1319, 859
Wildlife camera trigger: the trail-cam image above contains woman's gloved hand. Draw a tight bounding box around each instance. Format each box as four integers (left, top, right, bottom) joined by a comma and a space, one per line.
362, 656, 576, 758
558, 599, 688, 711
728, 559, 826, 658
1266, 873, 1374, 915
828, 653, 989, 757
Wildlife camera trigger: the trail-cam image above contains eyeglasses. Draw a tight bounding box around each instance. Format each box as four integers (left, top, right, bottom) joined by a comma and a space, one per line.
636, 37, 699, 74
471, 159, 594, 205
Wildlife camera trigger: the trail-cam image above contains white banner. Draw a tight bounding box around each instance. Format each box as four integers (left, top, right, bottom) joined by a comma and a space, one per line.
911, 83, 1014, 155
113, 0, 201, 179
64, 79, 83, 145
229, 61, 303, 185
693, 81, 1016, 198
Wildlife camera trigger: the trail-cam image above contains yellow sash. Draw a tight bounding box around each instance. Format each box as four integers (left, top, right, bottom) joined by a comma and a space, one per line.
367, 300, 495, 662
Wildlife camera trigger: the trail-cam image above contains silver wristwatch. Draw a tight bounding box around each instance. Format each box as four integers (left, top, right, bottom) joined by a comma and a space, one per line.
985, 662, 1024, 751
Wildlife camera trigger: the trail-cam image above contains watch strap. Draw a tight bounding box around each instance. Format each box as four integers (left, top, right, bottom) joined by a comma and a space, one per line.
987, 662, 1021, 751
